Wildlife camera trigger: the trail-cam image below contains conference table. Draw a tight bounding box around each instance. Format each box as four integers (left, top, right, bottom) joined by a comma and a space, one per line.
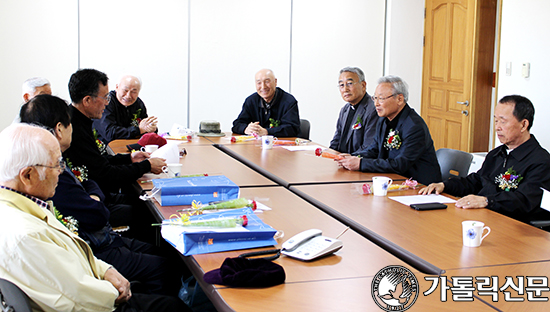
151, 187, 493, 311
108, 137, 550, 311
216, 143, 405, 187
291, 184, 550, 270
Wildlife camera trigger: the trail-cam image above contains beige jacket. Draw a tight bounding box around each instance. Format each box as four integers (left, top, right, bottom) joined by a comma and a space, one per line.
0, 188, 118, 312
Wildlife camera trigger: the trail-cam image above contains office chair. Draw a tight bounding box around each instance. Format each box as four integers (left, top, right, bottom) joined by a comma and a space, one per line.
530, 220, 550, 231
436, 148, 473, 180
0, 279, 32, 312
299, 119, 310, 140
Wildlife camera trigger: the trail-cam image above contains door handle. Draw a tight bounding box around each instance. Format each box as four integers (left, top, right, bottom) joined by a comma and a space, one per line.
462, 110, 469, 116
457, 101, 469, 106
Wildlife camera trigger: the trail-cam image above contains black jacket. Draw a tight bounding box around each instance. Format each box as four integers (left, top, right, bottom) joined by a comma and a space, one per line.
63, 105, 151, 194
232, 87, 300, 137
353, 104, 442, 185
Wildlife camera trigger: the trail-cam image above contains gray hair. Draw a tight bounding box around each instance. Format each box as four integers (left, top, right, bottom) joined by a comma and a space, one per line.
340, 67, 365, 82
377, 75, 409, 102
22, 77, 50, 96
0, 123, 52, 182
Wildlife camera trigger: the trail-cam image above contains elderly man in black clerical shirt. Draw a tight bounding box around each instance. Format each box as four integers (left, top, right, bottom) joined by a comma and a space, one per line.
231, 69, 300, 137
420, 95, 550, 225
329, 67, 378, 154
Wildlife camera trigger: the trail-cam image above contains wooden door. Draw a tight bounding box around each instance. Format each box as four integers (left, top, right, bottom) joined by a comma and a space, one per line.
421, 0, 496, 152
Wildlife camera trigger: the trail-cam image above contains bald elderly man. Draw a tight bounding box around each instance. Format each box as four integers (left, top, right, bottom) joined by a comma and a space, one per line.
232, 69, 300, 137
93, 75, 158, 143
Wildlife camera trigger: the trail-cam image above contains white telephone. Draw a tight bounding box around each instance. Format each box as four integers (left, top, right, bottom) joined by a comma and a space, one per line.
281, 229, 343, 261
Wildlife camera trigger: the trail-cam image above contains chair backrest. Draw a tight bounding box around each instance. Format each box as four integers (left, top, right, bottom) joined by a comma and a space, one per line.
0, 278, 32, 312
299, 119, 310, 140
436, 148, 474, 180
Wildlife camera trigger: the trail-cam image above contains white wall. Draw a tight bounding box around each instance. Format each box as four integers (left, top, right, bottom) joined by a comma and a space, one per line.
0, 0, 426, 147
385, 0, 425, 112
497, 0, 550, 150
292, 0, 386, 144
79, 0, 189, 133
0, 0, 78, 123
188, 0, 291, 133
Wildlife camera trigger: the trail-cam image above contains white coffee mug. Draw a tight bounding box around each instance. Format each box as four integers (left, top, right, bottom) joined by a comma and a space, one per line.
162, 163, 182, 178
141, 144, 158, 153
262, 135, 275, 150
462, 220, 491, 247
372, 176, 393, 196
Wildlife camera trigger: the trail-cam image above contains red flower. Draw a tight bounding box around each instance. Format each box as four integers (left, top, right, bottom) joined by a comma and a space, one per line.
315, 148, 322, 156
241, 215, 248, 227
504, 174, 511, 180
72, 170, 81, 176
388, 136, 394, 143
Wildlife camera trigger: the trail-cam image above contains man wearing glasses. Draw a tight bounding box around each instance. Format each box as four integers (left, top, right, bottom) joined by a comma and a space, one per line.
64, 69, 166, 241
0, 124, 187, 311
329, 67, 378, 154
337, 75, 441, 186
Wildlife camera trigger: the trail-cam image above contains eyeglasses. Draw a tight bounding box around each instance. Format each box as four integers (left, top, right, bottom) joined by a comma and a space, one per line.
34, 157, 66, 171
94, 93, 111, 102
371, 94, 397, 103
338, 81, 359, 90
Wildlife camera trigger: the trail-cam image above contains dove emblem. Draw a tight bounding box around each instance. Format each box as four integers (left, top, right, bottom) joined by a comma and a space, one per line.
372, 265, 419, 311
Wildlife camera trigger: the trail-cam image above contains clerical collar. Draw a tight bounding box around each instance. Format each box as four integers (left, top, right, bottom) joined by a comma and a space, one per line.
350, 94, 367, 110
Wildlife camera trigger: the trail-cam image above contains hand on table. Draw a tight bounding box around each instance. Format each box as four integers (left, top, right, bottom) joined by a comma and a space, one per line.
418, 182, 445, 195
245, 122, 268, 136
336, 155, 361, 171
455, 195, 488, 209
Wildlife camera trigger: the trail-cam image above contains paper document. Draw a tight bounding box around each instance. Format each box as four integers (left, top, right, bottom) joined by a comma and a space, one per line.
281, 145, 323, 151
389, 194, 456, 206
541, 187, 550, 212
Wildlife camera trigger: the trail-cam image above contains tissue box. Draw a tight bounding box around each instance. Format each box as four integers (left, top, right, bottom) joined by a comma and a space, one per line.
152, 175, 239, 206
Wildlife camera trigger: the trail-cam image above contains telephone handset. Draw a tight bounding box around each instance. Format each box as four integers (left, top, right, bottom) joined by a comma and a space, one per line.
281, 229, 343, 261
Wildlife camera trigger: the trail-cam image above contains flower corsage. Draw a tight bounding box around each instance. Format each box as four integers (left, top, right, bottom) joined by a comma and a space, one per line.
269, 118, 281, 128
53, 206, 79, 235
495, 167, 523, 191
131, 109, 142, 128
384, 129, 402, 150
93, 129, 107, 155
66, 159, 88, 182
352, 116, 363, 130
